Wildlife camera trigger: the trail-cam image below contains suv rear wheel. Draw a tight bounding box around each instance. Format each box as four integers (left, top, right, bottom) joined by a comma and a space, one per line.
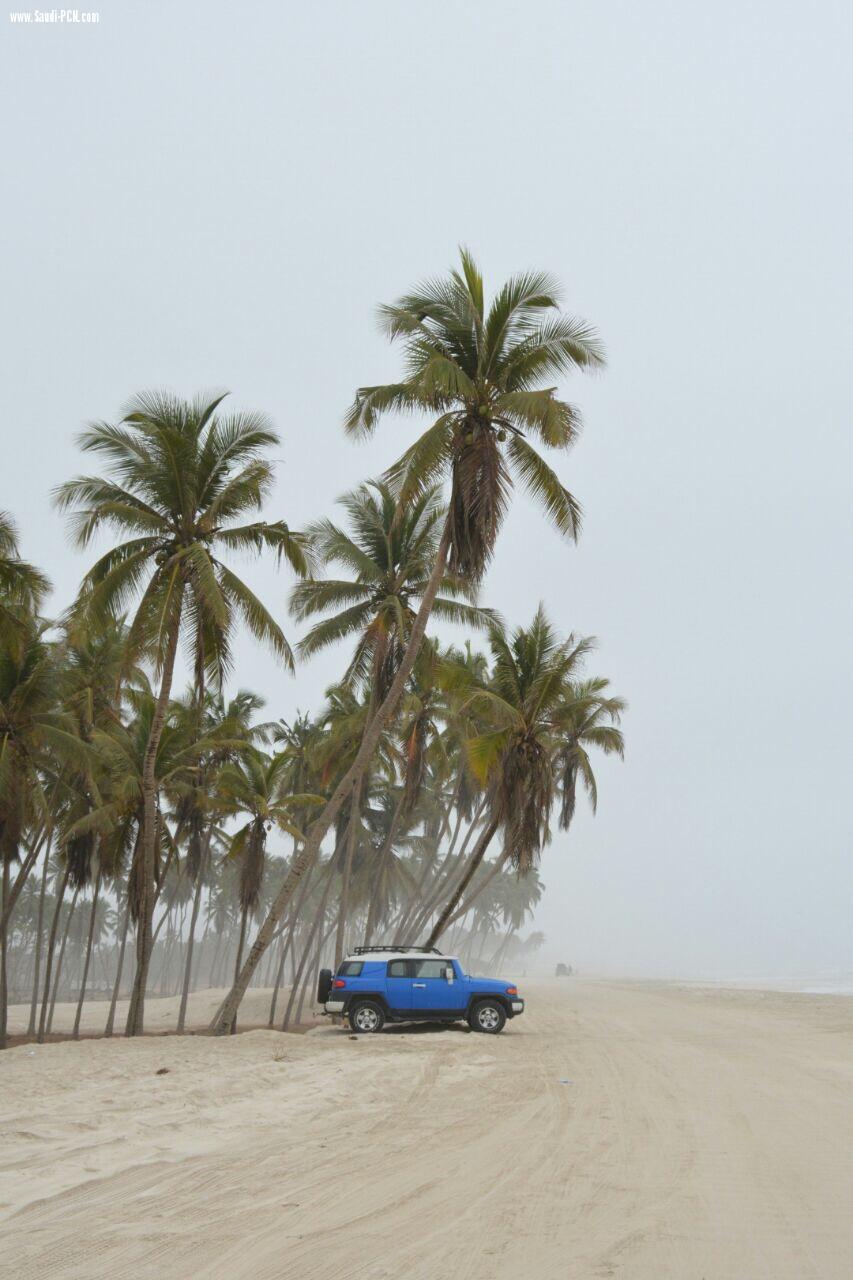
348, 1000, 385, 1034
469, 1000, 506, 1034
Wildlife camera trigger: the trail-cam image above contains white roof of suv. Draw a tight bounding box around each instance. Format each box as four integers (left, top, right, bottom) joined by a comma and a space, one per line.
343, 948, 450, 964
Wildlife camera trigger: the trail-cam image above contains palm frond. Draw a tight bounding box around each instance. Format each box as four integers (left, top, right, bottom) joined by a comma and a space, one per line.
507, 436, 582, 542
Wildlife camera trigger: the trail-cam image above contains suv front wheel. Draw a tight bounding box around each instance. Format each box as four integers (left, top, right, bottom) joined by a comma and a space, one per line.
469, 1000, 506, 1034
348, 1000, 386, 1034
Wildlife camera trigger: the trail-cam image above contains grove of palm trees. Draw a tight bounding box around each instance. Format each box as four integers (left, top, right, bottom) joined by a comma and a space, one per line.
0, 252, 625, 1049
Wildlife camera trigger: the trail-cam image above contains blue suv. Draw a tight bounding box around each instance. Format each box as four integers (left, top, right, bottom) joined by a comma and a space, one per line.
317, 946, 525, 1034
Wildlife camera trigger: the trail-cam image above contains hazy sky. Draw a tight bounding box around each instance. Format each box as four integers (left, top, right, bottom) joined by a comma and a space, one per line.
3, 1, 852, 978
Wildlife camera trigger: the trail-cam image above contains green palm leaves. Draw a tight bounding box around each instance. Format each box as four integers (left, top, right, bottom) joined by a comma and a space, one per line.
215, 748, 322, 915
463, 606, 624, 874
0, 512, 50, 651
345, 249, 604, 579
52, 390, 309, 1034
291, 479, 497, 700
53, 390, 308, 683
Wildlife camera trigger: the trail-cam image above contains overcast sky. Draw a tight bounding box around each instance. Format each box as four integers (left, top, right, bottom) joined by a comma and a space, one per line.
3, 1, 852, 979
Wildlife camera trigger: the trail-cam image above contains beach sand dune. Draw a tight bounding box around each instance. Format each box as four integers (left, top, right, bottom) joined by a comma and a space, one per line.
2, 979, 852, 1279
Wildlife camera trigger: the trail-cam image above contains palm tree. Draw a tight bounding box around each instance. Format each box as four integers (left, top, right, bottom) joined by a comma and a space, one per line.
54, 390, 309, 1034
393, 642, 488, 942
310, 681, 398, 964
0, 621, 80, 1047
553, 678, 626, 831
212, 253, 602, 1032
50, 616, 131, 1039
173, 688, 263, 1032
292, 480, 496, 962
214, 746, 320, 988
0, 511, 50, 650
63, 684, 231, 1032
349, 249, 602, 580
424, 607, 617, 946
292, 479, 494, 700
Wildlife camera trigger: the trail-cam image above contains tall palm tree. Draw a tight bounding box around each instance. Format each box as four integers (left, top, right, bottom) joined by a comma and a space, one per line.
212, 253, 602, 1032
349, 248, 603, 579
54, 390, 309, 1034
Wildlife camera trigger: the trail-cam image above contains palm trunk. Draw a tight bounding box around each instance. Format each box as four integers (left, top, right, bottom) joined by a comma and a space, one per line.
177, 855, 207, 1033
37, 862, 70, 1043
230, 907, 249, 1035
489, 928, 514, 973
47, 883, 80, 1034
0, 858, 10, 1049
363, 789, 406, 944
105, 897, 130, 1036
403, 797, 486, 940
392, 790, 461, 941
26, 840, 52, 1037
267, 929, 290, 1026
334, 778, 362, 967
234, 908, 249, 981
269, 854, 316, 1026
424, 818, 499, 948
208, 931, 223, 988
158, 911, 174, 995
210, 519, 452, 1035
444, 848, 508, 930
294, 922, 333, 1027
282, 866, 335, 1030
72, 867, 102, 1039
1, 836, 42, 934
126, 588, 183, 1037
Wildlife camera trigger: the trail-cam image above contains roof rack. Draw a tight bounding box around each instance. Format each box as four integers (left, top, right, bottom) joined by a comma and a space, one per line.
350, 945, 445, 955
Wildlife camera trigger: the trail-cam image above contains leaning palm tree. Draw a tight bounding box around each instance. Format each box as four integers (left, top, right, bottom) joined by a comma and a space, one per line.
212, 253, 603, 1032
292, 481, 494, 962
424, 607, 613, 946
54, 390, 309, 1034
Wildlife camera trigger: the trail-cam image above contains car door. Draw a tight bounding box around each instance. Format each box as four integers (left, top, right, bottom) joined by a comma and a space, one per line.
411, 958, 467, 1013
385, 959, 415, 1012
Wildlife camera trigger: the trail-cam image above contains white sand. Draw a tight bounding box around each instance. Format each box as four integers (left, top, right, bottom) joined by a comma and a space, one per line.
2, 979, 853, 1279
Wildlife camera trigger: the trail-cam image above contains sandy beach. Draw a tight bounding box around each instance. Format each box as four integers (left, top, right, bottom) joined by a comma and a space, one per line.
2, 978, 852, 1279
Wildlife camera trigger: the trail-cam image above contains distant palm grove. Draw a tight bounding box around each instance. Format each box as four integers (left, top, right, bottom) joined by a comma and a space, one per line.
0, 253, 625, 1047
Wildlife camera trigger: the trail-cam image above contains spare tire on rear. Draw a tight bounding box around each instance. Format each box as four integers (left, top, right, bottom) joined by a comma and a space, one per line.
317, 968, 333, 1003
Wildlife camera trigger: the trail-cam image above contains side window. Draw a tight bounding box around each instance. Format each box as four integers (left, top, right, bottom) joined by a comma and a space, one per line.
337, 961, 364, 977
387, 960, 412, 978
414, 959, 452, 979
